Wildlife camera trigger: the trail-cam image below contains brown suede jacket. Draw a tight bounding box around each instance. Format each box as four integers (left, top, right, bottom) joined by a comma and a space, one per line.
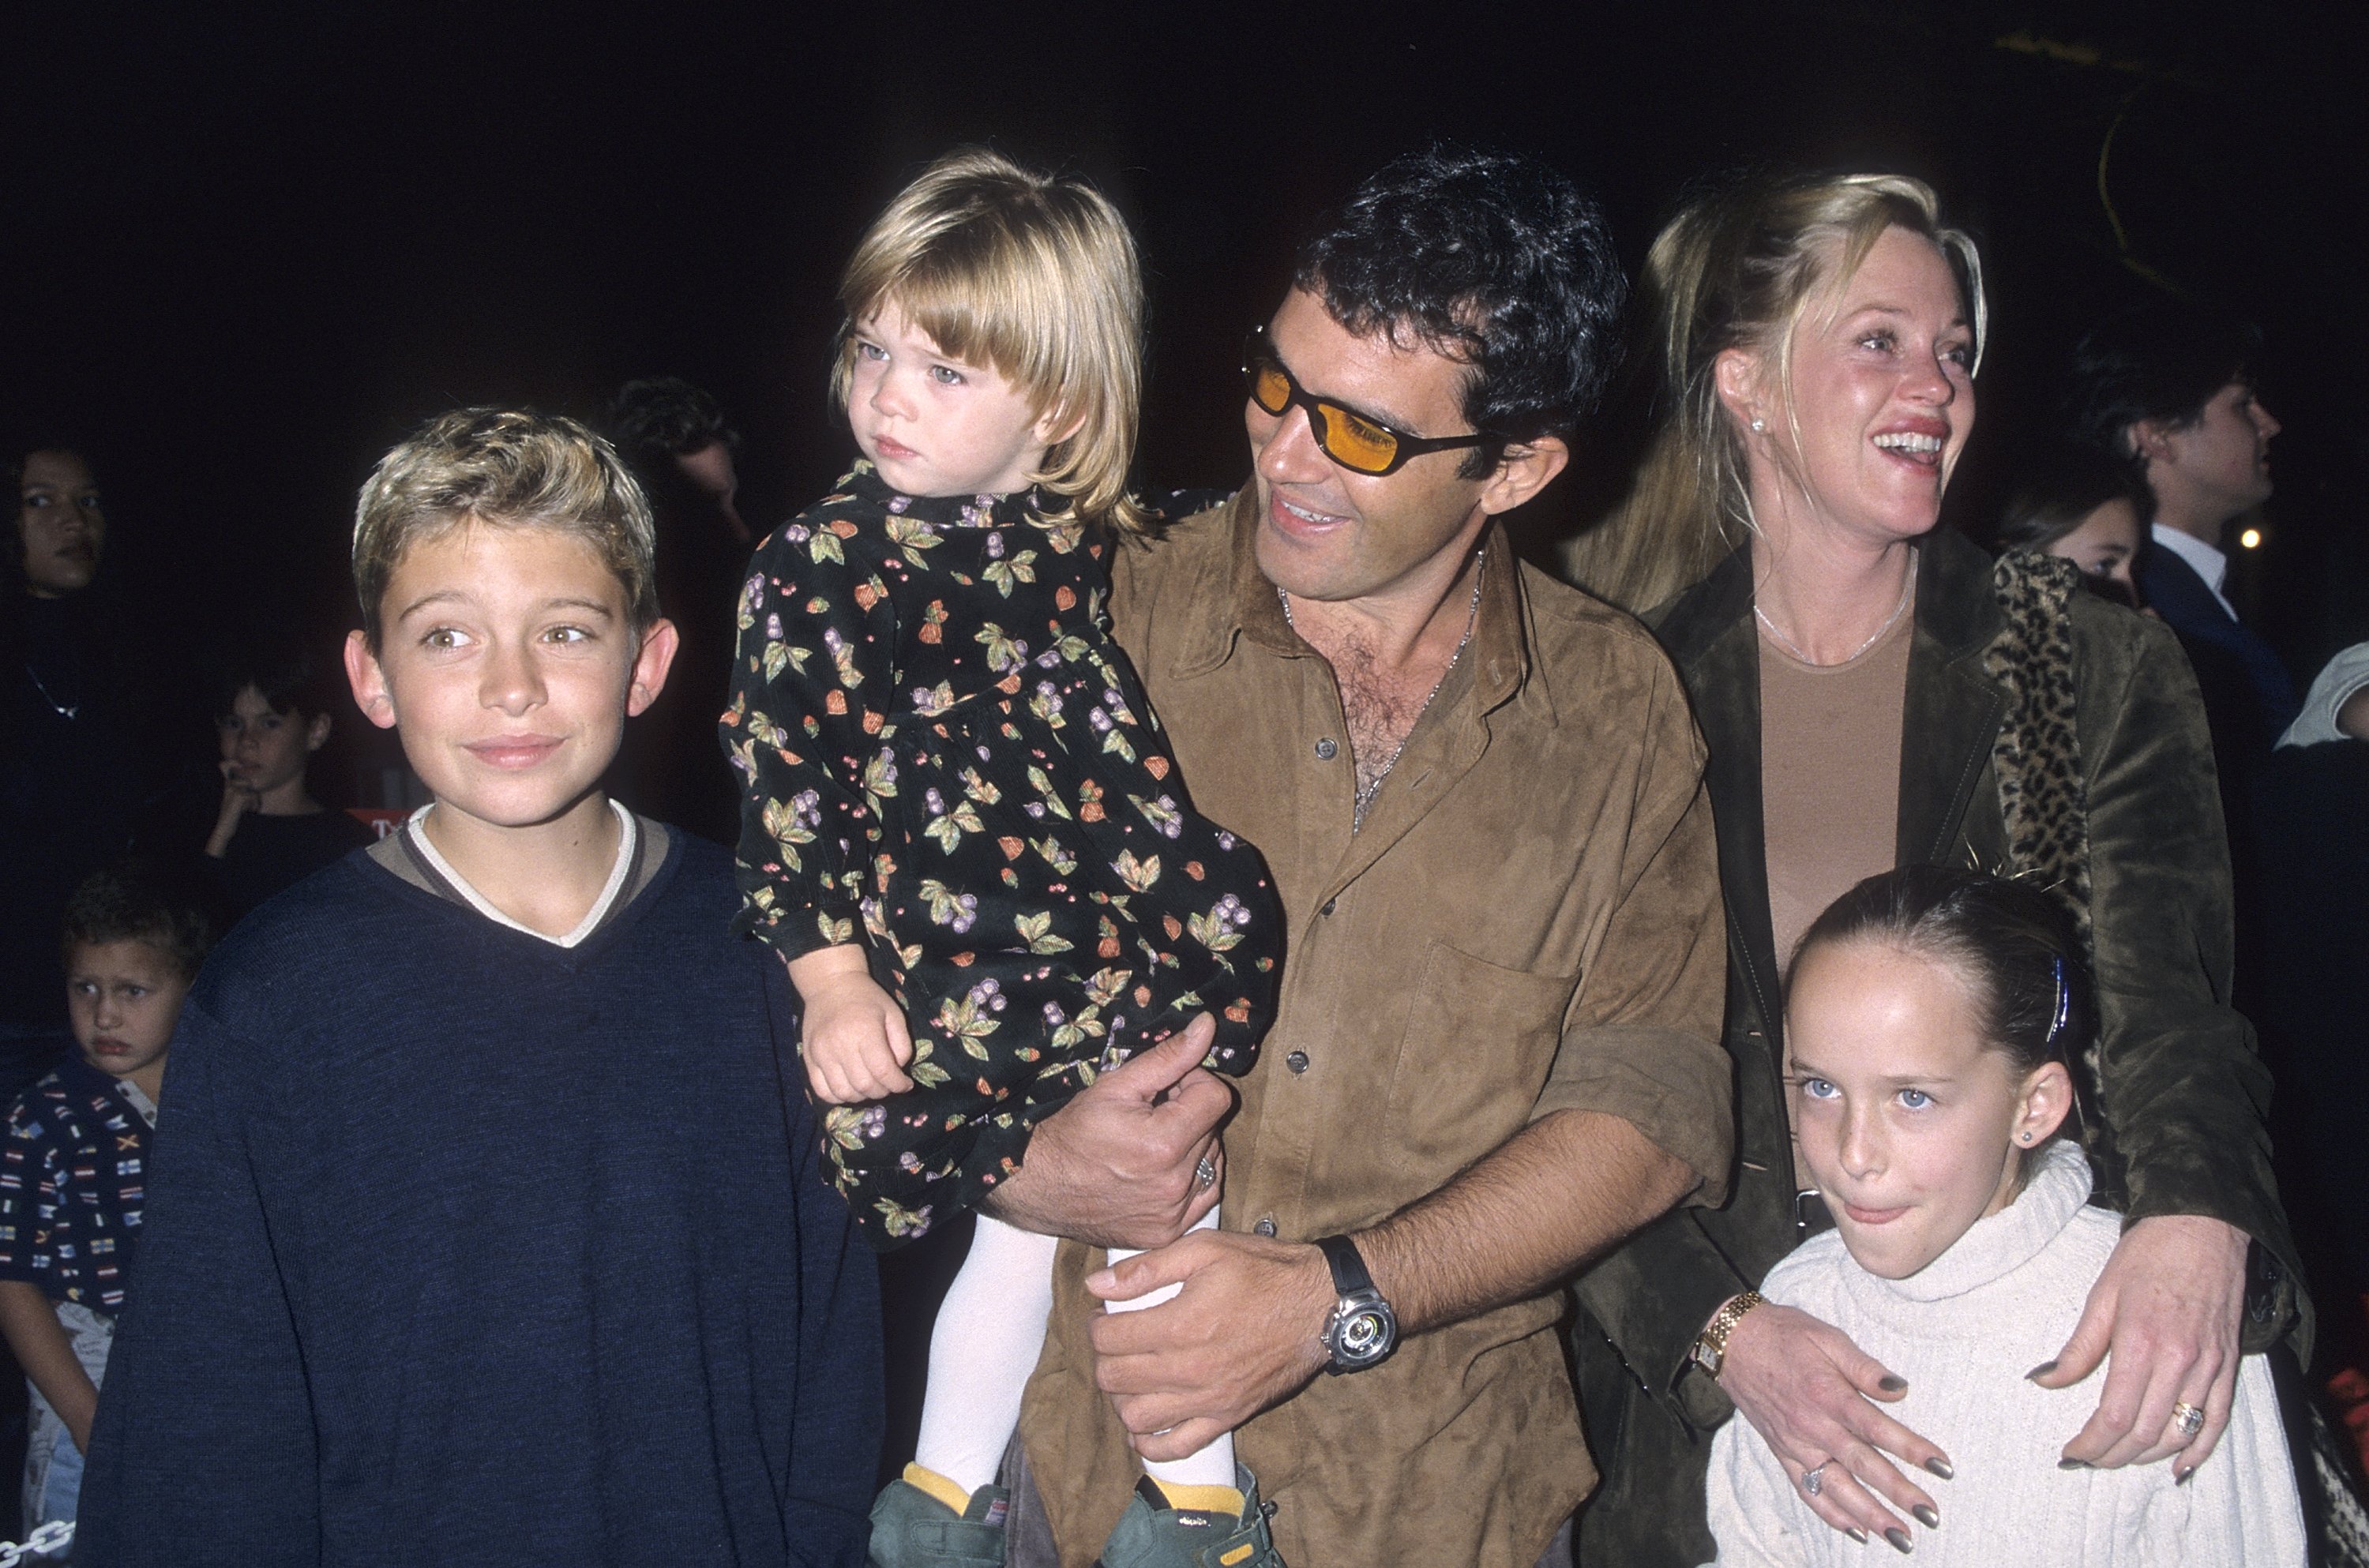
1570, 527, 2304, 1568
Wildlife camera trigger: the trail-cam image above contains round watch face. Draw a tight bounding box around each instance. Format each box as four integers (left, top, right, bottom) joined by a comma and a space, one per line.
1338, 1310, 1389, 1359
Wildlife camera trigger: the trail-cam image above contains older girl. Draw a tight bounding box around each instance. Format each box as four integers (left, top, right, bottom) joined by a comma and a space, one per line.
1705, 866, 2304, 1564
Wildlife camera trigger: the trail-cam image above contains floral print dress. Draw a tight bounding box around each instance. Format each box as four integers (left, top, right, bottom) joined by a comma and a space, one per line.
723, 466, 1281, 1247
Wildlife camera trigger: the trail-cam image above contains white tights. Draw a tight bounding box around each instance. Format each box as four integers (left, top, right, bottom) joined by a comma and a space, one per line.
913, 1207, 1237, 1498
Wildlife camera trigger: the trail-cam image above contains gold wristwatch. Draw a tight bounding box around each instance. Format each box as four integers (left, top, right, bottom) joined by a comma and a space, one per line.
1689, 1289, 1764, 1380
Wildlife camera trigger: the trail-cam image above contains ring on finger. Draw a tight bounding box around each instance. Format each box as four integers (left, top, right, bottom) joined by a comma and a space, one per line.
2171, 1401, 2206, 1439
1194, 1153, 1218, 1191
1801, 1463, 1827, 1497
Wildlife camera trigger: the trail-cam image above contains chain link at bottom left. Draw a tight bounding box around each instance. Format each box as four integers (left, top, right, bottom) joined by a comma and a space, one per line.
0, 1518, 74, 1567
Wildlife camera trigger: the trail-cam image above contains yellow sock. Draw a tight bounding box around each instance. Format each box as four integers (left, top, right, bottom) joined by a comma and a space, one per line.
903, 1462, 972, 1515
1148, 1479, 1245, 1517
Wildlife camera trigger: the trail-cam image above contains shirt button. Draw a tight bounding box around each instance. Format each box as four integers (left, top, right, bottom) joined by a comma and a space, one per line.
1320, 898, 1338, 916
1286, 1050, 1309, 1074
1314, 737, 1338, 760
1254, 1217, 1278, 1237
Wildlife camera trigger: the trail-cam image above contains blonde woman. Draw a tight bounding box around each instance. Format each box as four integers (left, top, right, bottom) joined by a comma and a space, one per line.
1564, 173, 2300, 1564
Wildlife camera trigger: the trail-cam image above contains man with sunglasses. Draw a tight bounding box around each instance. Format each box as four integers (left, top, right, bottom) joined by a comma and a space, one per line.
987, 146, 1732, 1567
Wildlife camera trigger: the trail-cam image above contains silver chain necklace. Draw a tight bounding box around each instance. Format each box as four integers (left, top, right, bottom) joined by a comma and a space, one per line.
24, 664, 81, 719
1280, 548, 1483, 831
1753, 557, 1915, 667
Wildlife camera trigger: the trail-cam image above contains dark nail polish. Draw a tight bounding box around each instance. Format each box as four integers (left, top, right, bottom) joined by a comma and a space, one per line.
1847, 1529, 1869, 1544
2058, 1457, 2089, 1471
2025, 1360, 2058, 1380
1913, 1505, 1940, 1529
1885, 1526, 1913, 1554
1924, 1458, 1954, 1480
2176, 1466, 2194, 1487
1878, 1375, 1908, 1392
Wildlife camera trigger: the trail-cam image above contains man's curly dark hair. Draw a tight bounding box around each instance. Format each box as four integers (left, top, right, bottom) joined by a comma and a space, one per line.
1292, 144, 1627, 477
608, 377, 739, 467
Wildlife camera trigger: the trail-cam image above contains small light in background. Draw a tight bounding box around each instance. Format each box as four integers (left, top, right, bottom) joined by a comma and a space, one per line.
2239, 527, 2264, 550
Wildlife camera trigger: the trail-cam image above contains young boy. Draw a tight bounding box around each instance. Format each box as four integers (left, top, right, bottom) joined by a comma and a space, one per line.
0, 861, 210, 1539
204, 646, 376, 920
74, 410, 882, 1566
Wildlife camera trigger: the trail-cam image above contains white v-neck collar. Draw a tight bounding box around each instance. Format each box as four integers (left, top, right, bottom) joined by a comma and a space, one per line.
404, 800, 637, 948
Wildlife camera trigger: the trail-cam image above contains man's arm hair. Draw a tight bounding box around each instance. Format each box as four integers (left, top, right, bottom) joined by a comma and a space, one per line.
1357, 1108, 1694, 1337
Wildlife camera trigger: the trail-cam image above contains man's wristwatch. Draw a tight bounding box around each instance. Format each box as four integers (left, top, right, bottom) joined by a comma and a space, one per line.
1313, 1234, 1398, 1375
1689, 1289, 1764, 1381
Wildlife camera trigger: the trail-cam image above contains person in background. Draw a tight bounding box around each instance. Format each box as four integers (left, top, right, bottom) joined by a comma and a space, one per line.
1562, 171, 2298, 1565
609, 377, 754, 842
2067, 305, 2296, 754
1991, 447, 2157, 612
1705, 866, 2305, 1566
203, 647, 374, 921
0, 859, 212, 1541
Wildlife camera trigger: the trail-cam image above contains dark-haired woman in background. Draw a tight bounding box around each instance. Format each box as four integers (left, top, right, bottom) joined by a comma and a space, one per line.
1562, 172, 2298, 1566
1992, 447, 2156, 612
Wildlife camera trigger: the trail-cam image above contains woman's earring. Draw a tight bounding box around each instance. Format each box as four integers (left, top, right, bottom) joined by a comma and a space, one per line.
2018, 1131, 2033, 1144
1750, 418, 1767, 433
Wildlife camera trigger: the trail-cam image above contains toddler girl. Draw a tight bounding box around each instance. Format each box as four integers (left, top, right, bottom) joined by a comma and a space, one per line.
723, 149, 1283, 1568
1705, 864, 2305, 1565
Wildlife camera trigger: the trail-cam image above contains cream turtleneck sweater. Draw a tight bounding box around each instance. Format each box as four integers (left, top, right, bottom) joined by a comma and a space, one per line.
1704, 1142, 2305, 1566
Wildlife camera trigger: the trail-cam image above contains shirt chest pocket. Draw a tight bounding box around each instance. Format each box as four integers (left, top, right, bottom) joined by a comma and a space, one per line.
1383, 942, 1577, 1176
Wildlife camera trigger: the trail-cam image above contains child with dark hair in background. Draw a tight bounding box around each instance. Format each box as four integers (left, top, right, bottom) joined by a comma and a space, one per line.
1704, 865, 2303, 1565
203, 648, 374, 919
0, 859, 211, 1540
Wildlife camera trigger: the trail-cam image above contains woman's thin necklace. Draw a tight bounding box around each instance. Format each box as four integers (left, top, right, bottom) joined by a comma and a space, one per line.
1754, 557, 1915, 667
24, 664, 80, 719
1279, 547, 1484, 831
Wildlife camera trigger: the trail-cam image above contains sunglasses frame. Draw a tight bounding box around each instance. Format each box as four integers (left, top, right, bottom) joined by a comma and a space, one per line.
1242, 328, 1503, 478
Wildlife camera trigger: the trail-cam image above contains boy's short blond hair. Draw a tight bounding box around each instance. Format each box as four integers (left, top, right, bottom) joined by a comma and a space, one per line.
352, 408, 658, 646
832, 148, 1149, 531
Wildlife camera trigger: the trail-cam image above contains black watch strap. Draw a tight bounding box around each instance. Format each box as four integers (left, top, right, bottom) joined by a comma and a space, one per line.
1315, 1233, 1375, 1296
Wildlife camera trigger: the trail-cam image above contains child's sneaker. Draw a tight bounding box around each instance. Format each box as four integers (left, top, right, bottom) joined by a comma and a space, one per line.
1092, 1466, 1284, 1568
869, 1468, 1010, 1568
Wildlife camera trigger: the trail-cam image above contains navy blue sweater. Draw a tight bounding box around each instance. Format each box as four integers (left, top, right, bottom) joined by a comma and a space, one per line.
74, 831, 882, 1566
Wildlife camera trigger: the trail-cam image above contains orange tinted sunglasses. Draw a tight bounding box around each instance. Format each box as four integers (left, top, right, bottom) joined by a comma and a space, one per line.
1242, 328, 1501, 477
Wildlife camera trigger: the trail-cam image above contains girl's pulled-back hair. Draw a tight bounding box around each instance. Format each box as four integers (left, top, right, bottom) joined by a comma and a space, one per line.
1992, 444, 2153, 557
1564, 171, 1985, 613
832, 148, 1148, 532
1792, 865, 2092, 1084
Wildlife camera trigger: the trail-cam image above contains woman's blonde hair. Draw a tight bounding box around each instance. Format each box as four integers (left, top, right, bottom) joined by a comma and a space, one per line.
832, 148, 1149, 532
1563, 172, 1985, 612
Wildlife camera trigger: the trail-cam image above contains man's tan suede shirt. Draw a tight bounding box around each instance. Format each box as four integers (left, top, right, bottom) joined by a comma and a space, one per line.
1016, 490, 1732, 1568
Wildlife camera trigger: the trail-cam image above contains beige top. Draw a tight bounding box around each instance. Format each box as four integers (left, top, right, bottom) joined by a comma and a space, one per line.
1017, 489, 1732, 1568
1758, 602, 1913, 971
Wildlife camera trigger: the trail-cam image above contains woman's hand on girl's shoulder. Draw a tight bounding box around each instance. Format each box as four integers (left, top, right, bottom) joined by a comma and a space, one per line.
1721, 1300, 1952, 1547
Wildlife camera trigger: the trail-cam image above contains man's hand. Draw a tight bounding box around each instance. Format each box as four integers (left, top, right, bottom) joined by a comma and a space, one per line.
982, 1015, 1230, 1250
784, 947, 914, 1103
1720, 1300, 1950, 1544
1085, 1229, 1333, 1462
2037, 1214, 2247, 1477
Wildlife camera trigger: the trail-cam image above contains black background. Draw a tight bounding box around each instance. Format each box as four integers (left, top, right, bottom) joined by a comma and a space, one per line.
7, 2, 2363, 708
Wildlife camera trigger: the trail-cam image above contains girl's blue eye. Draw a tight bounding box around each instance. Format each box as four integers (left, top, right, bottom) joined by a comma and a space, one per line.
930, 364, 964, 386
1898, 1087, 1932, 1110
1800, 1077, 1839, 1101
856, 341, 887, 362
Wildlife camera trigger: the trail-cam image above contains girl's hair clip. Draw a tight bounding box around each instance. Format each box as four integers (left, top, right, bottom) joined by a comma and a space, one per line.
2046, 953, 2071, 1046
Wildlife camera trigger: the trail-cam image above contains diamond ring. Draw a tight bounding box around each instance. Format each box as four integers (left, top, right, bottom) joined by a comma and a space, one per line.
1802, 1464, 1827, 1497
2172, 1401, 2206, 1439
1195, 1153, 1218, 1191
